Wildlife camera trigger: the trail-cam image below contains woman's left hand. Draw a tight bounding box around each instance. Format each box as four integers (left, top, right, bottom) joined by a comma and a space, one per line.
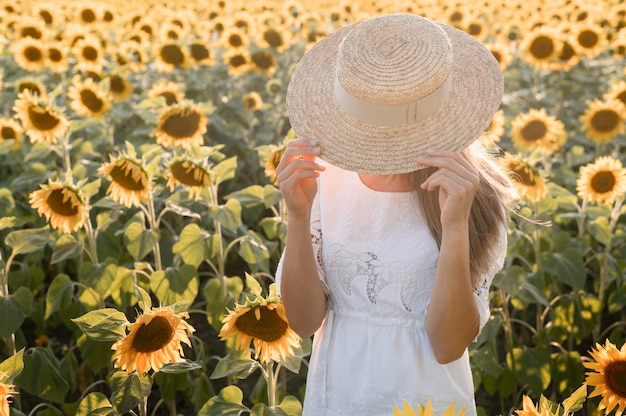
416, 150, 479, 231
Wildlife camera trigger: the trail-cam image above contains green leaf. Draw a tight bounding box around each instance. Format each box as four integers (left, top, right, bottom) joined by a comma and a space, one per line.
16, 347, 70, 403
542, 249, 586, 290
76, 392, 113, 416
0, 348, 25, 383
198, 385, 249, 416
72, 308, 129, 342
587, 216, 612, 246
150, 265, 199, 306
45, 273, 75, 319
0, 216, 27, 230
246, 272, 263, 297
191, 373, 216, 412
12, 286, 33, 315
136, 285, 152, 312
226, 185, 265, 208
111, 371, 153, 414
211, 198, 242, 232
76, 334, 114, 373
172, 223, 212, 267
203, 276, 244, 330
81, 179, 102, 201
238, 230, 269, 271
124, 221, 159, 261
210, 348, 259, 379
51, 234, 84, 264
507, 345, 551, 396
0, 295, 28, 337
159, 359, 203, 374
562, 384, 587, 413
276, 396, 303, 416
213, 156, 237, 185
5, 226, 50, 255
0, 139, 16, 154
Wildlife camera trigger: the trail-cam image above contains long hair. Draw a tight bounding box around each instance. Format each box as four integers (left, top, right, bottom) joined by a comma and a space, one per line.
409, 143, 517, 289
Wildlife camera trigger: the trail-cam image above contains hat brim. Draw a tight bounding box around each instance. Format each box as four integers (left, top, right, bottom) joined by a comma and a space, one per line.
286, 17, 504, 174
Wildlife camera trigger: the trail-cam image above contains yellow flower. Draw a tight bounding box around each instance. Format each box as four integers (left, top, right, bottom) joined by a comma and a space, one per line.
479, 109, 505, 148
264, 146, 285, 185
188, 39, 214, 68
392, 400, 467, 416
153, 41, 190, 73
219, 298, 301, 364
514, 395, 552, 416
520, 27, 561, 69
9, 37, 47, 72
243, 91, 264, 111
499, 154, 548, 202
15, 76, 47, 100
12, 90, 69, 144
0, 117, 23, 150
67, 77, 113, 119
151, 103, 208, 150
112, 308, 195, 376
572, 21, 608, 58
46, 41, 70, 74
604, 80, 626, 108
115, 41, 148, 73
584, 339, 626, 416
579, 98, 626, 144
98, 157, 151, 208
576, 156, 626, 205
166, 159, 212, 201
510, 108, 567, 154
0, 380, 17, 416
147, 80, 185, 106
223, 49, 252, 75
107, 73, 133, 103
29, 180, 88, 234
71, 36, 106, 74
250, 49, 278, 76
486, 39, 513, 72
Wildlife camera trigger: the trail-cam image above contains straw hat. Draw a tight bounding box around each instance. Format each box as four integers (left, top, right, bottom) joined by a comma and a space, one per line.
286, 13, 504, 174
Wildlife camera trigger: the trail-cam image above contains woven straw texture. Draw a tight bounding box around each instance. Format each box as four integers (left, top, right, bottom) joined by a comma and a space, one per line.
286, 13, 504, 174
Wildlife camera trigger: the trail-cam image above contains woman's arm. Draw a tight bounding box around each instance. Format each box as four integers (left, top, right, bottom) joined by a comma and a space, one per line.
275, 138, 328, 338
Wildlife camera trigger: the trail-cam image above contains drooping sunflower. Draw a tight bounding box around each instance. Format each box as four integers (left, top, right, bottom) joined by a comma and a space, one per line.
0, 379, 17, 416
572, 20, 608, 58
583, 339, 626, 416
498, 154, 548, 202
576, 156, 626, 205
71, 36, 106, 74
15, 76, 47, 99
243, 91, 264, 111
219, 296, 301, 364
153, 41, 190, 73
29, 180, 88, 234
12, 90, 69, 144
479, 109, 505, 148
98, 156, 151, 208
0, 117, 23, 149
151, 102, 207, 149
513, 395, 552, 416
579, 98, 626, 143
9, 37, 47, 72
520, 26, 561, 69
510, 108, 567, 153
147, 80, 185, 106
392, 399, 467, 416
165, 158, 212, 200
112, 307, 195, 376
67, 76, 113, 119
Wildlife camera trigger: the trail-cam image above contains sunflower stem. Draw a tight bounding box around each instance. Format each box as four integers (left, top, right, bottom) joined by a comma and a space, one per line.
83, 214, 99, 264
61, 131, 73, 184
146, 194, 163, 272
139, 396, 148, 416
265, 361, 277, 408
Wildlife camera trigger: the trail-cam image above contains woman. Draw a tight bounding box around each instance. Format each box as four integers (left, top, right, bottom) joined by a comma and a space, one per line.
275, 13, 517, 415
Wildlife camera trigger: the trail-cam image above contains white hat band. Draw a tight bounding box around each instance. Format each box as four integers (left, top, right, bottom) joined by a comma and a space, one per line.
334, 73, 452, 127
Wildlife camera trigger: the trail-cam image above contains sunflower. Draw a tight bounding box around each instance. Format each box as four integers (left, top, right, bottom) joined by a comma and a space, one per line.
393, 399, 467, 416
256, 26, 292, 52
486, 38, 514, 71
264, 146, 285, 185
243, 91, 264, 111
513, 395, 552, 416
604, 80, 626, 108
147, 80, 185, 106
153, 41, 190, 73
9, 37, 47, 72
610, 30, 626, 60
250, 48, 278, 76
67, 77, 112, 119
579, 98, 626, 143
12, 90, 69, 144
219, 27, 250, 50
107, 73, 133, 102
479, 109, 505, 148
112, 307, 195, 376
116, 41, 148, 72
98, 156, 151, 208
547, 31, 581, 71
71, 36, 105, 74
572, 21, 608, 58
520, 26, 561, 69
15, 76, 47, 99
13, 16, 46, 40
499, 154, 548, 202
151, 102, 207, 149
46, 41, 70, 73
29, 180, 88, 234
510, 108, 567, 153
576, 156, 626, 205
0, 380, 17, 416
166, 159, 212, 200
34, 3, 60, 26
188, 39, 214, 67
219, 296, 301, 364
584, 339, 626, 416
223, 49, 252, 75
0, 117, 23, 150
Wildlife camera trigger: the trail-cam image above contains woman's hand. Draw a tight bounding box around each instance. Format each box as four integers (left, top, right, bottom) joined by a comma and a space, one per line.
416, 150, 479, 231
275, 137, 325, 219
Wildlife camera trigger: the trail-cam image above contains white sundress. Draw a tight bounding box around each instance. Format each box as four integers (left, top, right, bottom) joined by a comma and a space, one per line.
276, 161, 506, 416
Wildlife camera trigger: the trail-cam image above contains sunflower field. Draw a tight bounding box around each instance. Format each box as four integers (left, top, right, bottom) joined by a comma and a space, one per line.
0, 0, 625, 415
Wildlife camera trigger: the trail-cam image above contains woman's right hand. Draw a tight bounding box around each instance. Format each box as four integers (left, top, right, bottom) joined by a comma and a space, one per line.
275, 137, 325, 219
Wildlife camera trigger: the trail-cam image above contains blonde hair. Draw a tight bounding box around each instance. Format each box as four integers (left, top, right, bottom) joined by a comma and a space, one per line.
409, 144, 517, 289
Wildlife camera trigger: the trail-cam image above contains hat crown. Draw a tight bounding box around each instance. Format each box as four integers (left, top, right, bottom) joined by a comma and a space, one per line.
336, 14, 453, 106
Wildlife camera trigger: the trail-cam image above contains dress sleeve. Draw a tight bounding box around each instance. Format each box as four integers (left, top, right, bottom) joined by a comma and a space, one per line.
473, 222, 508, 333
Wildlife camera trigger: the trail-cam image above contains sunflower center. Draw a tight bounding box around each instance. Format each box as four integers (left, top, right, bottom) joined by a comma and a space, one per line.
161, 109, 202, 138
530, 35, 555, 59
578, 30, 599, 48
39, 10, 53, 24
190, 43, 210, 61
28, 105, 61, 131
48, 48, 63, 62
263, 29, 284, 48
171, 162, 210, 186
468, 23, 482, 36
234, 306, 288, 342
19, 82, 43, 96
521, 120, 547, 142
22, 27, 42, 39
228, 34, 244, 47
591, 110, 620, 132
229, 54, 247, 68
82, 46, 99, 61
591, 171, 616, 193
110, 161, 147, 191
511, 164, 538, 186
605, 361, 626, 398
25, 46, 43, 62
110, 75, 126, 93
491, 50, 503, 64
559, 42, 575, 61
80, 89, 104, 112
617, 92, 626, 107
158, 92, 179, 106
251, 51, 275, 69
161, 44, 184, 65
132, 316, 175, 353
81, 9, 97, 23
1, 126, 16, 139
47, 188, 79, 216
